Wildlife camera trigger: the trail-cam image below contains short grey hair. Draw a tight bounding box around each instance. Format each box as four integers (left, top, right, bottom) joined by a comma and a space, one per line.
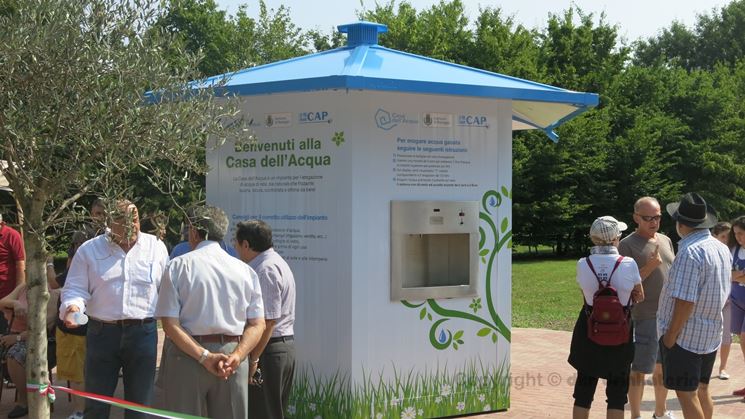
187, 205, 228, 242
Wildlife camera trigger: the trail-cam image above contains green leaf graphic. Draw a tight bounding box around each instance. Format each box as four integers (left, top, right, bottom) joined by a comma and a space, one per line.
477, 327, 491, 337
500, 217, 509, 233
501, 186, 509, 197
492, 333, 497, 343
479, 249, 489, 256
419, 308, 427, 320
453, 330, 464, 340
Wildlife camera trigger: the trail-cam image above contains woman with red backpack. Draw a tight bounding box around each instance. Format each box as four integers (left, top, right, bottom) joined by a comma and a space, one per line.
568, 216, 645, 419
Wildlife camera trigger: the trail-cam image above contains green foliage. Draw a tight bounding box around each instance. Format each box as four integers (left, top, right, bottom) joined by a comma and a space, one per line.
635, 0, 745, 70
153, 0, 310, 77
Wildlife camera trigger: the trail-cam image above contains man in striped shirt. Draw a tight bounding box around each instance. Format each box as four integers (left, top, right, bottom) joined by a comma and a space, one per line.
658, 193, 732, 419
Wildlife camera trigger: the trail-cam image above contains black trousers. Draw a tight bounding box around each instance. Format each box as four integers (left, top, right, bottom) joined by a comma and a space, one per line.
572, 370, 629, 410
249, 338, 296, 419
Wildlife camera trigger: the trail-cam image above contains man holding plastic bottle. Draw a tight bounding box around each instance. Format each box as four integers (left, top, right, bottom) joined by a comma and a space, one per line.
60, 199, 169, 418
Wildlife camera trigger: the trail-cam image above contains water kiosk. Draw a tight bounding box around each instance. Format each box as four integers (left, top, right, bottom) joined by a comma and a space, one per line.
204, 22, 598, 418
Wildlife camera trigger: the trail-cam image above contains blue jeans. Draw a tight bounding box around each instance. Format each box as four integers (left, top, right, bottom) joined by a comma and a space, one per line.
84, 319, 158, 419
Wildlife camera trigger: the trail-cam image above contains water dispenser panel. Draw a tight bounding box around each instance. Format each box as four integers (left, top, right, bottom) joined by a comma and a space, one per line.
390, 201, 479, 300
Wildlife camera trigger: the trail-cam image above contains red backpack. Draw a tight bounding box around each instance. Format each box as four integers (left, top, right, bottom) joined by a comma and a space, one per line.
584, 256, 632, 346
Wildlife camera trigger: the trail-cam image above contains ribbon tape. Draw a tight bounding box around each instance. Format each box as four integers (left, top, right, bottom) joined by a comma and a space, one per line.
27, 383, 207, 419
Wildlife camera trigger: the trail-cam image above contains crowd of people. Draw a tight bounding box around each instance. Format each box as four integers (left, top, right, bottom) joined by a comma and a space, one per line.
1, 191, 744, 419
0, 199, 297, 419
568, 192, 745, 419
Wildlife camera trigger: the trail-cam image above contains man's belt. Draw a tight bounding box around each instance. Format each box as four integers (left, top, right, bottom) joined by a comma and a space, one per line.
268, 335, 294, 344
193, 334, 241, 344
90, 317, 155, 327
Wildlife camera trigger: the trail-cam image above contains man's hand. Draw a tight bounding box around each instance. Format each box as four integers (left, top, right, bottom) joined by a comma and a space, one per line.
63, 305, 81, 329
248, 358, 259, 385
221, 352, 244, 379
644, 244, 662, 272
202, 352, 231, 378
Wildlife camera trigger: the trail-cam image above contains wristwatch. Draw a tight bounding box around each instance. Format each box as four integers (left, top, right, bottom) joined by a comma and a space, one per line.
198, 348, 209, 364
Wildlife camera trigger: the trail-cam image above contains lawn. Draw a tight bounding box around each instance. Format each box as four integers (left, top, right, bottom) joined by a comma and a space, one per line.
512, 258, 580, 331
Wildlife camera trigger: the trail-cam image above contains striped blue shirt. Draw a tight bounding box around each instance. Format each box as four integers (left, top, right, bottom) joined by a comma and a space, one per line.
657, 229, 732, 354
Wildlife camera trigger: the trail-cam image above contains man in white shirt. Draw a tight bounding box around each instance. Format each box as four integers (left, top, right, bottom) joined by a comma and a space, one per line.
156, 205, 265, 418
60, 199, 169, 419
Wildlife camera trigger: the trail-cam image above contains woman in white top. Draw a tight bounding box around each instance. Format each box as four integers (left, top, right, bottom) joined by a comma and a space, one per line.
568, 216, 644, 419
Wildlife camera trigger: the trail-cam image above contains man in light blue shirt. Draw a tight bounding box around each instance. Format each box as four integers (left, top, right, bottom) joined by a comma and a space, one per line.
658, 193, 732, 419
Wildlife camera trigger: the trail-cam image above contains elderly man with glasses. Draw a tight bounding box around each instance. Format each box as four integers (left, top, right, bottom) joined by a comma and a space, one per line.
61, 199, 169, 418
618, 197, 677, 419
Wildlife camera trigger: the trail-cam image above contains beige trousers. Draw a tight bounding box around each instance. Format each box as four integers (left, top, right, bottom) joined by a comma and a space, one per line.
161, 340, 249, 419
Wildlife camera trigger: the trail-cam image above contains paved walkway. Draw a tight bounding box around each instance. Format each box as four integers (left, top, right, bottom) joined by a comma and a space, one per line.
1, 328, 743, 418
492, 328, 745, 419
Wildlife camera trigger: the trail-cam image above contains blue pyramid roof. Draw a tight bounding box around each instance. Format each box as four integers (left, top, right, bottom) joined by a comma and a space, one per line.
198, 21, 598, 141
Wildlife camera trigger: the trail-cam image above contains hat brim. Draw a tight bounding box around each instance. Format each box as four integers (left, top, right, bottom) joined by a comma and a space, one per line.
666, 202, 718, 229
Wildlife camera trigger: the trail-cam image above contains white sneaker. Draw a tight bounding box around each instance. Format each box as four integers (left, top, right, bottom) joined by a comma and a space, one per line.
719, 370, 730, 380
653, 411, 676, 419
67, 412, 84, 419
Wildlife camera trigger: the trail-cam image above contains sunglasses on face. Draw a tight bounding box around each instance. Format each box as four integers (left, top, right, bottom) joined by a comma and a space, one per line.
636, 214, 662, 222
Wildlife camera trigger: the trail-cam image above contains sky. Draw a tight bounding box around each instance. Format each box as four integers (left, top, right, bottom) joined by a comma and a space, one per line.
215, 0, 731, 42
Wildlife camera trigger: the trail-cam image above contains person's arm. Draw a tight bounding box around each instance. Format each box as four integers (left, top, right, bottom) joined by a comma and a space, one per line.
15, 260, 25, 287
631, 282, 645, 304
161, 317, 231, 377
248, 319, 276, 381
225, 266, 266, 374
0, 283, 25, 309
662, 298, 695, 348
60, 247, 91, 326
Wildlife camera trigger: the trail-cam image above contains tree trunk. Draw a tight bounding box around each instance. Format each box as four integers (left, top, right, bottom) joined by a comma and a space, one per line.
24, 233, 51, 419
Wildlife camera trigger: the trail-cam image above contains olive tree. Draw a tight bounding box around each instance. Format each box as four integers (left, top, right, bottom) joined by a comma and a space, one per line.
0, 0, 240, 416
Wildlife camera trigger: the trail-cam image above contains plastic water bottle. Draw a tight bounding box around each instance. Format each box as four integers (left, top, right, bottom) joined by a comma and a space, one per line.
71, 312, 88, 326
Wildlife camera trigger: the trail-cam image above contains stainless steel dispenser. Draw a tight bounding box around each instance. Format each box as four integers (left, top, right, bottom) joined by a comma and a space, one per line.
390, 201, 479, 300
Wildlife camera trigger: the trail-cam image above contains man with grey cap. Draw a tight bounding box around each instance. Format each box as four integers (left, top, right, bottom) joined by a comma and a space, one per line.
658, 192, 732, 419
156, 205, 265, 418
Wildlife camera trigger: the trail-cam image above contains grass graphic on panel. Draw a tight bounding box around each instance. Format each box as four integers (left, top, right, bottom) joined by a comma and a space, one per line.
402, 188, 512, 349
287, 359, 509, 418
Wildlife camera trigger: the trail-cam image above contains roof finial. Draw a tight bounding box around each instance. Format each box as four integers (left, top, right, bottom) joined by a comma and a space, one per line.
337, 21, 388, 47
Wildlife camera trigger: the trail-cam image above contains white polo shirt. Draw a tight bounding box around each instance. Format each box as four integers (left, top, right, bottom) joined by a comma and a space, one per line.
156, 241, 264, 336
